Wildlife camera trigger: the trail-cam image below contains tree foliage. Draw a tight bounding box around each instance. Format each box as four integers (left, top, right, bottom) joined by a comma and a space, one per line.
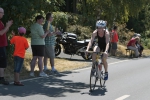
0, 0, 65, 61
0, 0, 149, 30
126, 4, 150, 35
76, 0, 149, 27
0, 0, 65, 34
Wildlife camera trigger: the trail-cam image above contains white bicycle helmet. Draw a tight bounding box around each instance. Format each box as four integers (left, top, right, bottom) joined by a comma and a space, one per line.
96, 20, 106, 28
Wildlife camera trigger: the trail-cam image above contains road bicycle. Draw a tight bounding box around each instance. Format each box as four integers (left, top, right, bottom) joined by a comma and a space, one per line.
86, 51, 106, 92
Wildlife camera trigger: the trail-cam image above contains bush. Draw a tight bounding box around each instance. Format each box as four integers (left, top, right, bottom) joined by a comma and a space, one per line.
143, 39, 150, 49
67, 25, 92, 40
147, 42, 150, 49
68, 13, 79, 25
67, 13, 96, 29
52, 12, 68, 32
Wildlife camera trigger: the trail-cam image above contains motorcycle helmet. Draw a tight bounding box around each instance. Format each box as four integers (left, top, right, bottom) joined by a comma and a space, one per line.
96, 20, 106, 28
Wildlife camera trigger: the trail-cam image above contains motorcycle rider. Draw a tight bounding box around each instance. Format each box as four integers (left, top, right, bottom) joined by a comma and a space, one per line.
86, 20, 109, 80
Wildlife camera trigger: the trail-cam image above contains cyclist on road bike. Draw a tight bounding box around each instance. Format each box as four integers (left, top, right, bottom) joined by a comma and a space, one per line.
86, 20, 110, 80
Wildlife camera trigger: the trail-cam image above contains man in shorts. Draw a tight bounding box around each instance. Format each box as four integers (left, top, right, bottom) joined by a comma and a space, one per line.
0, 7, 13, 85
30, 15, 49, 77
43, 13, 59, 73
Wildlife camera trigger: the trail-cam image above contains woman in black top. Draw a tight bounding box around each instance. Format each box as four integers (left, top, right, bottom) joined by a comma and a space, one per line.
86, 20, 109, 80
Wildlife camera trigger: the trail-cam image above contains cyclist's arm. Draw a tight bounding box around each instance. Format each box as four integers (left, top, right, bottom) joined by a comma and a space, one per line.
86, 30, 97, 51
105, 31, 110, 53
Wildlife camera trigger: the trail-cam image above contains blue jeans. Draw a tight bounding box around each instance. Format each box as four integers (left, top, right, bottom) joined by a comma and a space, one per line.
14, 56, 24, 73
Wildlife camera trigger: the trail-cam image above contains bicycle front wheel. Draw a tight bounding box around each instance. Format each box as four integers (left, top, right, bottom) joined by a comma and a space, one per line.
100, 71, 106, 88
89, 64, 98, 92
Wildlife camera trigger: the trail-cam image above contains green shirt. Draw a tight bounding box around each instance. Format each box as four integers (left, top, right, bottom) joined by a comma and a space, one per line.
30, 23, 45, 45
43, 21, 56, 46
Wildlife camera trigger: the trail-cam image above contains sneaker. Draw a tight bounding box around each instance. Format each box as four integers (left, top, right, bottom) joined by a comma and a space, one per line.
14, 81, 24, 86
0, 79, 9, 85
30, 72, 35, 77
104, 72, 108, 80
39, 72, 48, 77
50, 69, 59, 74
43, 69, 50, 72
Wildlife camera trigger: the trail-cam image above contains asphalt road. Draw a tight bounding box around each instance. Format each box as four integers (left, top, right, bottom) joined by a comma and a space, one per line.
1, 56, 150, 100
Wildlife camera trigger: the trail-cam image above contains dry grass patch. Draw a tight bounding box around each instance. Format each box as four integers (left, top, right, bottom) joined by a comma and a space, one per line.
5, 52, 89, 82
116, 44, 127, 57
116, 44, 150, 57
24, 52, 89, 72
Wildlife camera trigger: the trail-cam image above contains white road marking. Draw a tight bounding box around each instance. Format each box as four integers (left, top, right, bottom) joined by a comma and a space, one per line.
109, 60, 129, 65
46, 85, 64, 88
115, 95, 130, 100
73, 60, 129, 71
10, 77, 44, 84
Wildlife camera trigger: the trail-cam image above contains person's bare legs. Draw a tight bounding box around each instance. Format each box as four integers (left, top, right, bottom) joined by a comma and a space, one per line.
102, 53, 108, 80
14, 73, 19, 82
50, 58, 54, 68
14, 72, 24, 85
102, 53, 108, 72
44, 57, 48, 67
37, 57, 43, 73
0, 68, 4, 77
30, 56, 37, 72
92, 46, 100, 62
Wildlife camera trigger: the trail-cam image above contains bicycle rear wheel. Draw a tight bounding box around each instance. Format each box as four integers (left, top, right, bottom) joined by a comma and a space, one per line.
89, 63, 98, 92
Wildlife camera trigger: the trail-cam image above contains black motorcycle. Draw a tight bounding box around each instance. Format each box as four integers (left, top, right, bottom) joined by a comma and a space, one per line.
55, 32, 95, 60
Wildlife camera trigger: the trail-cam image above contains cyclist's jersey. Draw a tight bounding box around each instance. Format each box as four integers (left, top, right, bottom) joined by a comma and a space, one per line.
97, 31, 106, 52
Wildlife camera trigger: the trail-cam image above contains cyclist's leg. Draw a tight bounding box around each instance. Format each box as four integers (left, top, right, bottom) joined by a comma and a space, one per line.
102, 52, 108, 80
102, 53, 108, 72
91, 46, 100, 75
92, 46, 100, 62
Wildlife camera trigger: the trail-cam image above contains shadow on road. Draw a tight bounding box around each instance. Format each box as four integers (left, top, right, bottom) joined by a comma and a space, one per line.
89, 87, 108, 96
0, 71, 89, 97
81, 86, 108, 96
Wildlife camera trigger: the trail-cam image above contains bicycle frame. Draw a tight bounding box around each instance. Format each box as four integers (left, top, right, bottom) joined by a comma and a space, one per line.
88, 51, 106, 92
94, 52, 103, 80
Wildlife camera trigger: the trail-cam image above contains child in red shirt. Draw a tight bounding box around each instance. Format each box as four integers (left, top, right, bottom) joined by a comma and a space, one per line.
10, 27, 29, 86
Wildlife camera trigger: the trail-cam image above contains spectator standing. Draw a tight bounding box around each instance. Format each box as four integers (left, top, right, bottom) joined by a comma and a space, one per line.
43, 13, 59, 73
0, 7, 13, 85
10, 27, 29, 86
110, 26, 118, 56
30, 15, 49, 77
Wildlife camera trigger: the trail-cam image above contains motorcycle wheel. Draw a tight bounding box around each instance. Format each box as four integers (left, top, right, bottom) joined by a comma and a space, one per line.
81, 47, 92, 60
55, 44, 61, 56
